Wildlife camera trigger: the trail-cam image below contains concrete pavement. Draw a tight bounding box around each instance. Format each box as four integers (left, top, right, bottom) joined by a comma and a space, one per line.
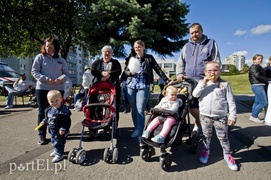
0, 94, 270, 180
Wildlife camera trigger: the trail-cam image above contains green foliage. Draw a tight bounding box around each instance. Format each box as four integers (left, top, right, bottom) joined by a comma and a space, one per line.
227, 64, 239, 74
240, 64, 249, 73
0, 0, 190, 59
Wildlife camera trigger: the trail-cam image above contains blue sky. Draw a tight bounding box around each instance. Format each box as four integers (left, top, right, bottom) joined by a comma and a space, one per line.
172, 0, 271, 65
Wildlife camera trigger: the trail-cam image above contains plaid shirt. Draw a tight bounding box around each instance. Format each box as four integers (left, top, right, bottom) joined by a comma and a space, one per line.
127, 61, 149, 90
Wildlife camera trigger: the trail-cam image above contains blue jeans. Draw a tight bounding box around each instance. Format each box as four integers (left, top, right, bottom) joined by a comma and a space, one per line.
74, 92, 85, 104
50, 128, 67, 156
251, 85, 267, 118
4, 85, 24, 106
127, 87, 149, 142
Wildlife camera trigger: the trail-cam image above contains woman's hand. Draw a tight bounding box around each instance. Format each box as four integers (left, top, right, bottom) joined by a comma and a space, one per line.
47, 78, 55, 84
54, 78, 63, 84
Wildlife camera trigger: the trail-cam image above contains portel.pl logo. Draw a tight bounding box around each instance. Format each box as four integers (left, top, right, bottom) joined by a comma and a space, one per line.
9, 159, 67, 174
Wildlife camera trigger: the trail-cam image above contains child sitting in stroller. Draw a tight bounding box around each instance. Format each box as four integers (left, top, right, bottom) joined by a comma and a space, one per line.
142, 86, 183, 143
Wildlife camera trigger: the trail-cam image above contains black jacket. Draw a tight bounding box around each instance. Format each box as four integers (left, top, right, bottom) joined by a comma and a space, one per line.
91, 58, 122, 86
249, 64, 271, 85
124, 54, 169, 85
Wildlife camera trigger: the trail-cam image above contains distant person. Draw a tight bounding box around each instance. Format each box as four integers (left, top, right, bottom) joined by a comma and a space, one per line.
142, 86, 182, 143
124, 40, 170, 143
192, 61, 238, 171
248, 54, 271, 123
120, 72, 130, 113
158, 69, 166, 91
73, 85, 85, 111
32, 36, 69, 145
82, 65, 93, 100
176, 22, 221, 137
264, 56, 271, 78
4, 73, 35, 109
39, 90, 71, 163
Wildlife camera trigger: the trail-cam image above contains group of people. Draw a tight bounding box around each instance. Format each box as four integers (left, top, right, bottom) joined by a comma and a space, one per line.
15, 22, 268, 171
119, 23, 238, 171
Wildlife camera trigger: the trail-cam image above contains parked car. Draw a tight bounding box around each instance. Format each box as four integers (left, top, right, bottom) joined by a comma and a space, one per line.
0, 62, 19, 96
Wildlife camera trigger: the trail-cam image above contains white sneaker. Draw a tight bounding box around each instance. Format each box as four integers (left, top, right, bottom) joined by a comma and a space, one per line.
249, 116, 264, 123
52, 155, 64, 163
50, 151, 56, 157
130, 129, 138, 138
4, 105, 13, 109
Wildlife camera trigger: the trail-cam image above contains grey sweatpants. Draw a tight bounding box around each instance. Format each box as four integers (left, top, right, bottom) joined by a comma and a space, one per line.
200, 115, 231, 155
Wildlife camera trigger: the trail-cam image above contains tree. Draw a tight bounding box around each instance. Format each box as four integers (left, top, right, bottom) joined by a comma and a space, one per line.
0, 0, 189, 59
78, 0, 190, 58
227, 64, 239, 74
0, 0, 92, 59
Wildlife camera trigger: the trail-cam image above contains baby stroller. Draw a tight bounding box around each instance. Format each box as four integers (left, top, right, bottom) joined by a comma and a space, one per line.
68, 81, 120, 164
140, 78, 198, 170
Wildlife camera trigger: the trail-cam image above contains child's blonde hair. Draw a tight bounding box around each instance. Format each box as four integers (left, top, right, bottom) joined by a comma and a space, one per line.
204, 61, 221, 70
47, 90, 62, 100
165, 85, 177, 95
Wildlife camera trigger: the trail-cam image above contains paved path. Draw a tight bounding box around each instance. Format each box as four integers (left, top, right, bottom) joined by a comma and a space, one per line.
0, 94, 270, 180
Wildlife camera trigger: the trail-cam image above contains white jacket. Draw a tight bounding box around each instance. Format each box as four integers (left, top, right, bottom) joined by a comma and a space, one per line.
82, 69, 93, 89
192, 79, 237, 122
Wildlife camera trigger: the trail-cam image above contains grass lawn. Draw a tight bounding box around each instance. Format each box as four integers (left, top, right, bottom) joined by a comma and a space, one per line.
221, 73, 252, 94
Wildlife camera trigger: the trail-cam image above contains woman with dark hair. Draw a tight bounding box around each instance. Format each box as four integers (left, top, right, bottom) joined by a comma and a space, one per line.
31, 36, 69, 145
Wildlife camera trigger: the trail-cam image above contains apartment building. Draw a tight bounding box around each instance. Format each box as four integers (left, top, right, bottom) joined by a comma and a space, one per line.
222, 54, 245, 71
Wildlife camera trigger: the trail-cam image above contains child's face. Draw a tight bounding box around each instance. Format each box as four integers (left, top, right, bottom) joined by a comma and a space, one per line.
205, 63, 220, 82
166, 89, 177, 101
47, 95, 62, 109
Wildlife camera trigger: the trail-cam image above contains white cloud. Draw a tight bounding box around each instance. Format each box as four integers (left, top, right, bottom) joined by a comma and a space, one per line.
231, 50, 248, 57
251, 24, 271, 35
234, 29, 247, 36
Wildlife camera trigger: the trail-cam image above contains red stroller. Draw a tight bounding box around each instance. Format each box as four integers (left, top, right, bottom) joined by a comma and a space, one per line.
68, 81, 119, 164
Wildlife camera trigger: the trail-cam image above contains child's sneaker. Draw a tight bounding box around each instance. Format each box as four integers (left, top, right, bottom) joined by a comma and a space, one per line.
52, 155, 64, 163
50, 151, 56, 157
151, 134, 165, 143
224, 154, 238, 171
199, 150, 209, 164
142, 130, 150, 139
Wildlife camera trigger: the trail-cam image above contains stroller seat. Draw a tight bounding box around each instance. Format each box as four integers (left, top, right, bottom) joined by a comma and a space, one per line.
146, 93, 188, 146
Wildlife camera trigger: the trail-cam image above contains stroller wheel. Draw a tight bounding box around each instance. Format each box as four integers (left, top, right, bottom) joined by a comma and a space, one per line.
160, 153, 172, 171
68, 148, 77, 163
112, 148, 118, 163
103, 148, 110, 163
140, 146, 152, 161
75, 149, 86, 164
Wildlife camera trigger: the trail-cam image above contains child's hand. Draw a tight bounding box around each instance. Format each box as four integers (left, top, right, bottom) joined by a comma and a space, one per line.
59, 130, 65, 135
40, 122, 45, 125
203, 76, 209, 83
228, 119, 236, 126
